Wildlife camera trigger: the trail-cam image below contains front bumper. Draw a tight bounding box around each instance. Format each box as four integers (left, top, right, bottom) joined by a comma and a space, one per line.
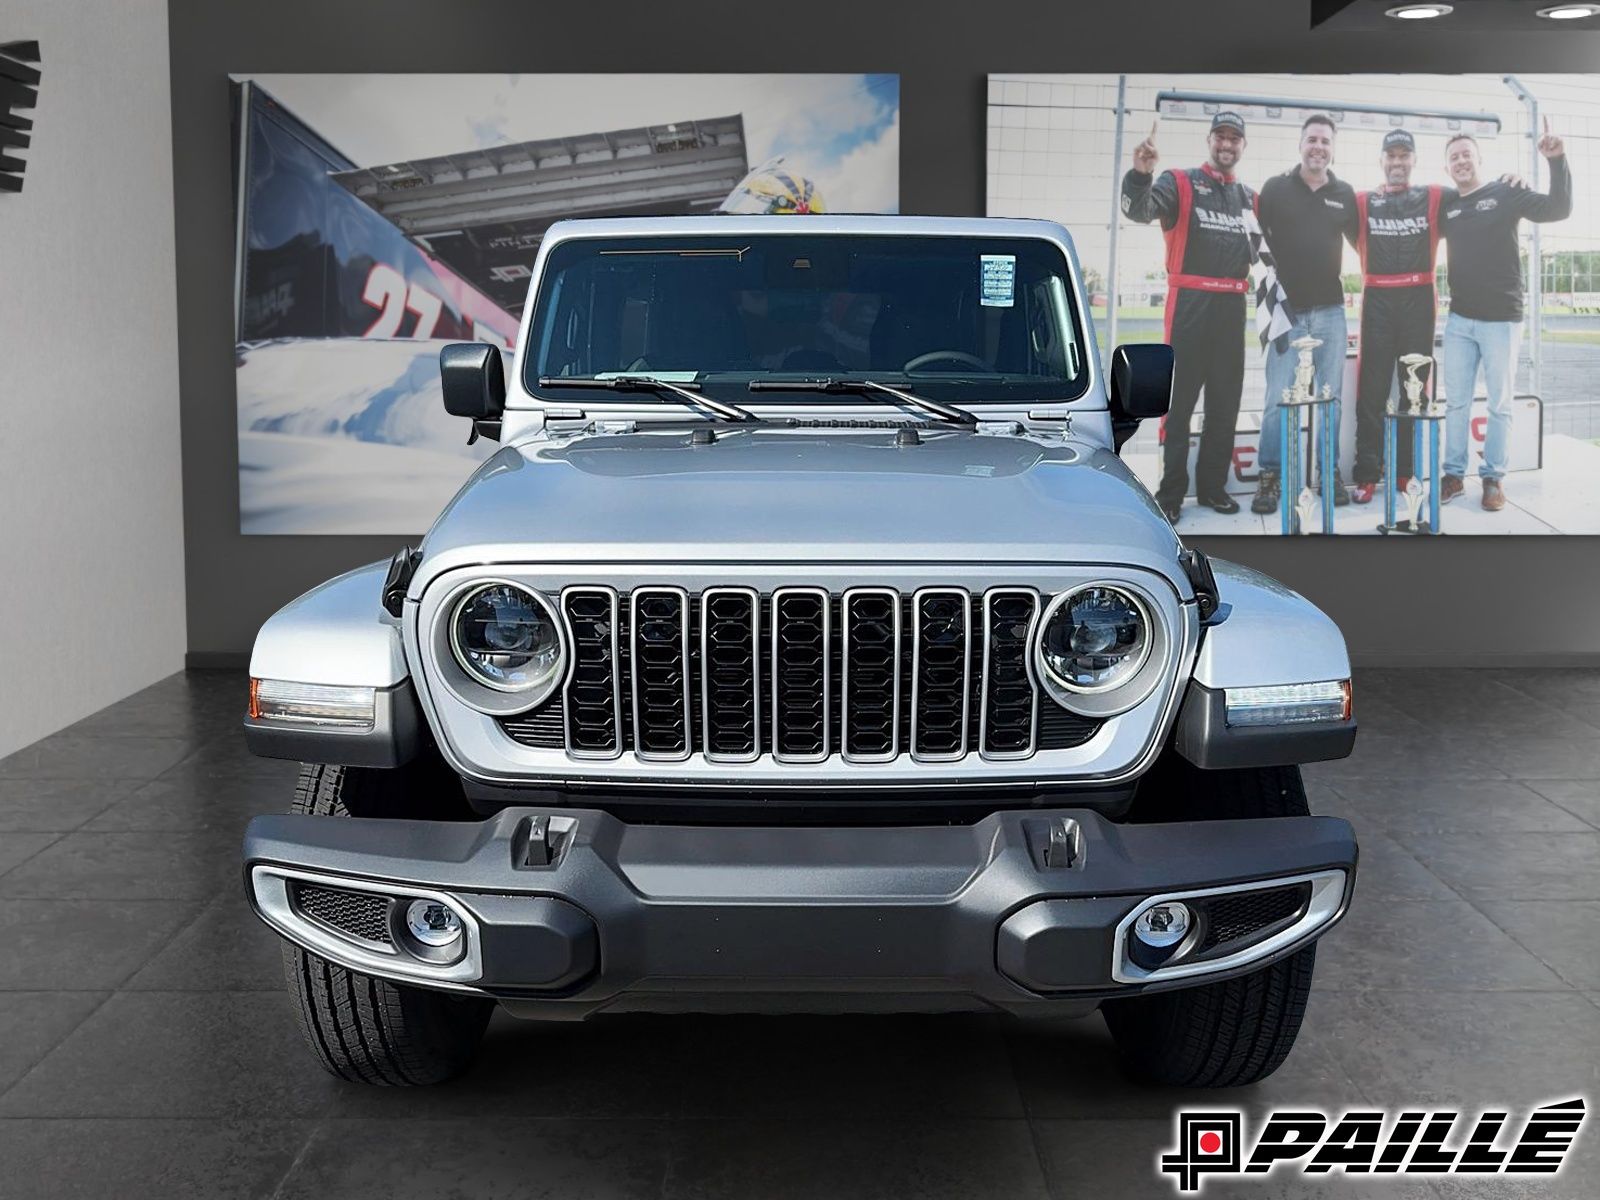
243, 807, 1356, 1018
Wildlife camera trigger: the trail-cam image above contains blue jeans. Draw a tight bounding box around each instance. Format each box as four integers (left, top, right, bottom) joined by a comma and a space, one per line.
1258, 305, 1347, 476
1443, 312, 1520, 481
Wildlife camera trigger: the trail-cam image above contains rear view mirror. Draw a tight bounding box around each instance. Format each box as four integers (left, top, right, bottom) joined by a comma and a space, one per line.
440, 342, 506, 442
1108, 343, 1174, 450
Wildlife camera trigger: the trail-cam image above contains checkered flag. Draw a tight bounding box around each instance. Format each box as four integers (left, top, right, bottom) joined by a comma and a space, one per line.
1245, 209, 1296, 354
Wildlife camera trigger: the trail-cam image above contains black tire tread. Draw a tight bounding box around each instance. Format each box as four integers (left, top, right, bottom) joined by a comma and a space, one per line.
283, 763, 492, 1086
1103, 755, 1318, 1088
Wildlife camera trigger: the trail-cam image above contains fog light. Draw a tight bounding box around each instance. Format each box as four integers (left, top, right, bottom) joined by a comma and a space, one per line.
405, 899, 463, 947
1129, 901, 1192, 970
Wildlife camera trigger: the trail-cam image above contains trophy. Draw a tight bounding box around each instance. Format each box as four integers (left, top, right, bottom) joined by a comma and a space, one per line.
1278, 336, 1339, 536
1379, 354, 1444, 535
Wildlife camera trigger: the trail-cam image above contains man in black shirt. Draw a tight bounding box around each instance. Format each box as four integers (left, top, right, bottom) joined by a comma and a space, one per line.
1252, 114, 1358, 516
1439, 121, 1572, 511
1121, 112, 1255, 524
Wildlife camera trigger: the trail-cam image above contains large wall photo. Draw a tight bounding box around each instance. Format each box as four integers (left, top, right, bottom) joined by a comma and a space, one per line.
233, 72, 901, 534
989, 73, 1600, 536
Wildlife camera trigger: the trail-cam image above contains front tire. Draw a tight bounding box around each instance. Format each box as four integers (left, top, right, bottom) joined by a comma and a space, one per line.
1101, 757, 1319, 1088
283, 763, 493, 1086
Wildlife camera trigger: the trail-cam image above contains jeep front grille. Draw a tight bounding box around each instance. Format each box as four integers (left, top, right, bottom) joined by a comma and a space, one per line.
501, 587, 1101, 762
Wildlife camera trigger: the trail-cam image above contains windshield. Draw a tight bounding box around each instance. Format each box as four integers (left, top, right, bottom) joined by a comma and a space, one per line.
525, 234, 1091, 405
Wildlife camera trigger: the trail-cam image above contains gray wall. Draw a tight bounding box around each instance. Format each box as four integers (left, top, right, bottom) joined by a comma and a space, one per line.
0, 0, 187, 758
169, 0, 1600, 668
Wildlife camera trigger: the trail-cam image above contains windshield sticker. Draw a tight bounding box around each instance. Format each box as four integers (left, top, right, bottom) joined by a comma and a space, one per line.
981, 255, 1016, 308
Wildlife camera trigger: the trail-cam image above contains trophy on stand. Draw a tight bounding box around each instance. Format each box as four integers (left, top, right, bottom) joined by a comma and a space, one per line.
1378, 353, 1445, 536
1278, 335, 1339, 536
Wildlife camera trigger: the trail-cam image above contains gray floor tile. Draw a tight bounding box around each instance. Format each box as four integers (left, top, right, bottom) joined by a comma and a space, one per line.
1327, 780, 1592, 834
277, 1119, 669, 1200
1319, 991, 1600, 1109
1005, 992, 1364, 1121
124, 897, 284, 991
1460, 737, 1600, 782
82, 768, 291, 833
0, 779, 138, 833
0, 832, 60, 877
0, 991, 342, 1119
662, 1119, 1048, 1200
0, 829, 241, 900
1473, 901, 1600, 990
674, 1014, 1025, 1119
0, 1118, 315, 1200
1303, 735, 1508, 783
1317, 900, 1567, 992
0, 735, 196, 781
1345, 830, 1456, 902
1, 900, 199, 990
0, 993, 107, 1095
1523, 780, 1600, 830
1395, 832, 1600, 900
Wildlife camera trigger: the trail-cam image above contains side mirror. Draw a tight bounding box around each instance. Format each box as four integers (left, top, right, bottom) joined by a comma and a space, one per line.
1108, 342, 1174, 451
440, 342, 506, 442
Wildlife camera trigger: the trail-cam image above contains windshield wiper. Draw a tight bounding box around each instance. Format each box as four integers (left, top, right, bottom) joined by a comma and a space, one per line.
537, 375, 760, 423
746, 377, 977, 425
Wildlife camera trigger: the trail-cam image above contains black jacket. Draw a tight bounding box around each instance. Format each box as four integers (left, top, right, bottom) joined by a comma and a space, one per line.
1441, 155, 1572, 322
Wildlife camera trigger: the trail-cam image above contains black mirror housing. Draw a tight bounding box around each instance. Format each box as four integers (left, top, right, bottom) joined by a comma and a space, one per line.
1108, 343, 1174, 451
440, 342, 507, 425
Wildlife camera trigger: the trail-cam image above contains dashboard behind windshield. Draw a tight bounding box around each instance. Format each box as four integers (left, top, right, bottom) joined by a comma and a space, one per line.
524, 234, 1091, 405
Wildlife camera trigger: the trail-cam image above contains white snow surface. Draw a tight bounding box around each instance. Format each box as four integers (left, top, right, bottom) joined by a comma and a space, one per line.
235, 338, 501, 535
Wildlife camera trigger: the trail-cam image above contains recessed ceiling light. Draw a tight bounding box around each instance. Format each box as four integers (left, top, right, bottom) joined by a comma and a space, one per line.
1385, 3, 1454, 18
1538, 4, 1600, 18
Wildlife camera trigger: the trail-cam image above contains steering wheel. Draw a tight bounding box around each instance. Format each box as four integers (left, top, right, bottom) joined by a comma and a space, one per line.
903, 349, 991, 373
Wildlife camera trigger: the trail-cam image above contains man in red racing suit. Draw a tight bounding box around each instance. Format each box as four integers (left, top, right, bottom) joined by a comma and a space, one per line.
1121, 111, 1255, 524
1350, 129, 1443, 503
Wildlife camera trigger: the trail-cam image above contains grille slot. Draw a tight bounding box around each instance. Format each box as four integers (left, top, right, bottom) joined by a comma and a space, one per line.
701, 587, 760, 762
842, 588, 901, 762
562, 587, 621, 758
1198, 883, 1311, 953
292, 883, 393, 946
910, 588, 971, 761
981, 589, 1039, 759
630, 587, 691, 760
771, 587, 831, 762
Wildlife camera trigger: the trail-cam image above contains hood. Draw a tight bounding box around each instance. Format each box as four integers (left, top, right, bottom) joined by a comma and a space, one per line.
417, 426, 1182, 580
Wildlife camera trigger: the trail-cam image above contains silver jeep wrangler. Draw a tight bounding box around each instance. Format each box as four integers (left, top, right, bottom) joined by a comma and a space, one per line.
242, 215, 1358, 1088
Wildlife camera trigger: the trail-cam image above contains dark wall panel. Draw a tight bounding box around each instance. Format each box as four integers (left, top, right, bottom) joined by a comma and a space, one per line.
168, 0, 1600, 665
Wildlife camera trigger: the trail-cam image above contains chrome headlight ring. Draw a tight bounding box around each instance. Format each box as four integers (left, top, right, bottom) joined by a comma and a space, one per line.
1033, 582, 1169, 719
430, 579, 567, 717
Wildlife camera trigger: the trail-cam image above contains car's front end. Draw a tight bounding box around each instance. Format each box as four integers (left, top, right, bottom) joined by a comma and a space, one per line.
241, 216, 1358, 1086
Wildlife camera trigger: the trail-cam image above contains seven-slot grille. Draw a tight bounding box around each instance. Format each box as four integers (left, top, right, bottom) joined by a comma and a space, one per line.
501, 587, 1101, 762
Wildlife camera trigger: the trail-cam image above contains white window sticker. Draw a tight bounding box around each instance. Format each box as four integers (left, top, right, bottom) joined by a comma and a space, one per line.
980, 254, 1016, 307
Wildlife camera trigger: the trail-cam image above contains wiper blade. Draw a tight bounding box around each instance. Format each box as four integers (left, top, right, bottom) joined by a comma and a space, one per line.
536, 375, 759, 423
746, 377, 977, 425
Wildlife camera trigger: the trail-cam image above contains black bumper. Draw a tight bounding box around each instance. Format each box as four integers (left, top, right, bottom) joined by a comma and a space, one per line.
243, 807, 1356, 1018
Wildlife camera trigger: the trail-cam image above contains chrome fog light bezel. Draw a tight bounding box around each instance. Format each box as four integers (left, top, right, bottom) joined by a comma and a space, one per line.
1033, 582, 1168, 719
1111, 870, 1349, 985
249, 864, 484, 988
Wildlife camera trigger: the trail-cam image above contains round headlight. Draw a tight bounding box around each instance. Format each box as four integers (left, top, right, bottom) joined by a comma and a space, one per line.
1038, 585, 1150, 693
450, 583, 563, 693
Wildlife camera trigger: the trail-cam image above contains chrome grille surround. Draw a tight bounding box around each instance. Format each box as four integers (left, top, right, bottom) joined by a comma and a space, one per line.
560, 585, 622, 760
909, 587, 971, 763
979, 587, 1041, 761
770, 586, 832, 764
408, 565, 1198, 791
700, 586, 761, 763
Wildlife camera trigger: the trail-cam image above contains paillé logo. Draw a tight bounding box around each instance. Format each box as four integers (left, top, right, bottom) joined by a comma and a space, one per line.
1159, 1098, 1586, 1193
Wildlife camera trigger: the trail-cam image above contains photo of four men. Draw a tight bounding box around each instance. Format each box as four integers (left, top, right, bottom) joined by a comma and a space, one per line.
1120, 106, 1571, 525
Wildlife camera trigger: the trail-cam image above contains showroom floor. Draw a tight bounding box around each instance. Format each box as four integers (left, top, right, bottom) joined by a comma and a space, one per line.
0, 669, 1597, 1199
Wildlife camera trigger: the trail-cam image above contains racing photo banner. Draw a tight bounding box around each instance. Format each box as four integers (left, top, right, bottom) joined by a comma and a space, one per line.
989, 73, 1600, 536
232, 73, 901, 534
